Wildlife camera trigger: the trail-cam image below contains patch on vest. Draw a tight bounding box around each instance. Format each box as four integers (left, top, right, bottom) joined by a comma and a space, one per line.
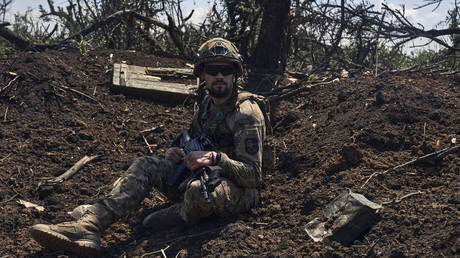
245, 138, 259, 155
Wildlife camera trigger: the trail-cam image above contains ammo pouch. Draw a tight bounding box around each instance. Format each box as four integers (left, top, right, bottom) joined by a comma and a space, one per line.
178, 165, 223, 192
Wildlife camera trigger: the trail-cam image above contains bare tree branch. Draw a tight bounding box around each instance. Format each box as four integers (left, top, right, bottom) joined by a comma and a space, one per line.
0, 9, 192, 58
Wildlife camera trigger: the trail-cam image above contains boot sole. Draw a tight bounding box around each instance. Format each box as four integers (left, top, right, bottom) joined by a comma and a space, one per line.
31, 225, 99, 255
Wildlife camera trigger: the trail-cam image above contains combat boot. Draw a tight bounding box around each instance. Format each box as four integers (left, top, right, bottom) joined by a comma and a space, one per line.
30, 203, 113, 255
142, 203, 185, 231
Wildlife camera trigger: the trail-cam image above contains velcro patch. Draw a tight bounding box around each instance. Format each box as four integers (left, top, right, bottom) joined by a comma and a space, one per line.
245, 138, 259, 155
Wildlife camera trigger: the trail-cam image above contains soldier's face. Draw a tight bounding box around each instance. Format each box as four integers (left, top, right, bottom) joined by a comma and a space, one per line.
202, 62, 235, 99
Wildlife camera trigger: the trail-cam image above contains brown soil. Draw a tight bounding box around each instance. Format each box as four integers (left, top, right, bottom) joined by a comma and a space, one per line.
0, 50, 458, 257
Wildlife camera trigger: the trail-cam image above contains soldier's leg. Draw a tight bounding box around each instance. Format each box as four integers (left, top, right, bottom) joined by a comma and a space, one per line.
31, 155, 178, 254
180, 179, 259, 222
142, 178, 259, 229
101, 155, 180, 218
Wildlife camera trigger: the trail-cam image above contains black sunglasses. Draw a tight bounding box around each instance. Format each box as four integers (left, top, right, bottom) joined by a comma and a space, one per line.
203, 64, 235, 76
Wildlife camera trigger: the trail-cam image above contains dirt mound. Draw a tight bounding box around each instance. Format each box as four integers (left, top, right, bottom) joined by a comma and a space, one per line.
0, 50, 458, 257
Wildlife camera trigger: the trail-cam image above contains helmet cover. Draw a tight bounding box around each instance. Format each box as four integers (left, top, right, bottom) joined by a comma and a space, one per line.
194, 37, 243, 77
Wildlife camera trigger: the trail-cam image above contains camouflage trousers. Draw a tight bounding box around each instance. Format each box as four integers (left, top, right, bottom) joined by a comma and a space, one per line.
100, 156, 259, 222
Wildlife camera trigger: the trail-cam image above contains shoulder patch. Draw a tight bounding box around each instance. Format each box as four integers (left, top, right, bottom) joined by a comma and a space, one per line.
245, 138, 259, 155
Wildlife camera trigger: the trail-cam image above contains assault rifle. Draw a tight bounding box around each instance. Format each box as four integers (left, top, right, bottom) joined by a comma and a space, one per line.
181, 165, 222, 203
166, 130, 216, 202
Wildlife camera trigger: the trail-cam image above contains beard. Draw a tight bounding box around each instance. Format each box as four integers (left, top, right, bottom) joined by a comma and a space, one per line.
208, 81, 232, 98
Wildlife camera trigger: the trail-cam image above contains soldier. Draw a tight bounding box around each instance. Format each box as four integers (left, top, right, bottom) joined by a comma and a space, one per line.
30, 37, 267, 254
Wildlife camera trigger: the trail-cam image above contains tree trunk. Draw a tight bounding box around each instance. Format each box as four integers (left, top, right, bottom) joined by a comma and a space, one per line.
250, 0, 290, 73
247, 0, 291, 92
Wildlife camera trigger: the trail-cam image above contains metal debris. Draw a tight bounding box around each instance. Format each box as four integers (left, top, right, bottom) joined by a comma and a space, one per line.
305, 189, 382, 245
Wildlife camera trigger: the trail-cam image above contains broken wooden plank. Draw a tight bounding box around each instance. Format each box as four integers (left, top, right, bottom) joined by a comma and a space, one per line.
145, 67, 194, 77
112, 63, 197, 102
116, 64, 193, 77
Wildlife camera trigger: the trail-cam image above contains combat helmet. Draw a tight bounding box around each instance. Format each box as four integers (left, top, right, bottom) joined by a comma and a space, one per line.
194, 38, 243, 77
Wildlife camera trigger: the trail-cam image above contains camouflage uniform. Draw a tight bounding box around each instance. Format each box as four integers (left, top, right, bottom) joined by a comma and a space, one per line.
103, 89, 265, 222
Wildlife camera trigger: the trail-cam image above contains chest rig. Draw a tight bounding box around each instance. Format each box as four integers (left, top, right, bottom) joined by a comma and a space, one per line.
194, 91, 275, 170
196, 94, 236, 156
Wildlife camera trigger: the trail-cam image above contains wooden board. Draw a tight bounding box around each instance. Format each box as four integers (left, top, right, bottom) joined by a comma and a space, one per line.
112, 63, 197, 102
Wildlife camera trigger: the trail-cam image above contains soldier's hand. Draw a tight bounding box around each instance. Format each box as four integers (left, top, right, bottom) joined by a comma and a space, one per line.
165, 147, 185, 163
185, 151, 215, 171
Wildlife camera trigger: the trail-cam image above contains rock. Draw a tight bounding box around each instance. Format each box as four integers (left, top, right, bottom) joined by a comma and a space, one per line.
340, 143, 363, 165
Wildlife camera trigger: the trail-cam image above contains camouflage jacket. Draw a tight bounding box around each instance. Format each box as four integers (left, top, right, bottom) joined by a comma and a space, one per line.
190, 91, 266, 189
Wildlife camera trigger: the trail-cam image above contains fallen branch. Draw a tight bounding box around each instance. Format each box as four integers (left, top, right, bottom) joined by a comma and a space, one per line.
175, 250, 187, 258
253, 222, 269, 225
378, 60, 449, 77
16, 167, 22, 177
141, 245, 170, 258
42, 155, 99, 186
0, 177, 20, 195
3, 106, 8, 122
56, 155, 99, 182
269, 80, 336, 103
381, 191, 424, 205
267, 81, 300, 96
285, 70, 311, 80
0, 154, 11, 162
142, 135, 154, 154
140, 125, 163, 134
34, 155, 98, 197
361, 145, 459, 189
440, 70, 460, 75
0, 25, 60, 50
0, 26, 35, 50
0, 74, 20, 93
383, 65, 418, 75
1, 193, 19, 204
364, 240, 378, 256
52, 83, 103, 107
